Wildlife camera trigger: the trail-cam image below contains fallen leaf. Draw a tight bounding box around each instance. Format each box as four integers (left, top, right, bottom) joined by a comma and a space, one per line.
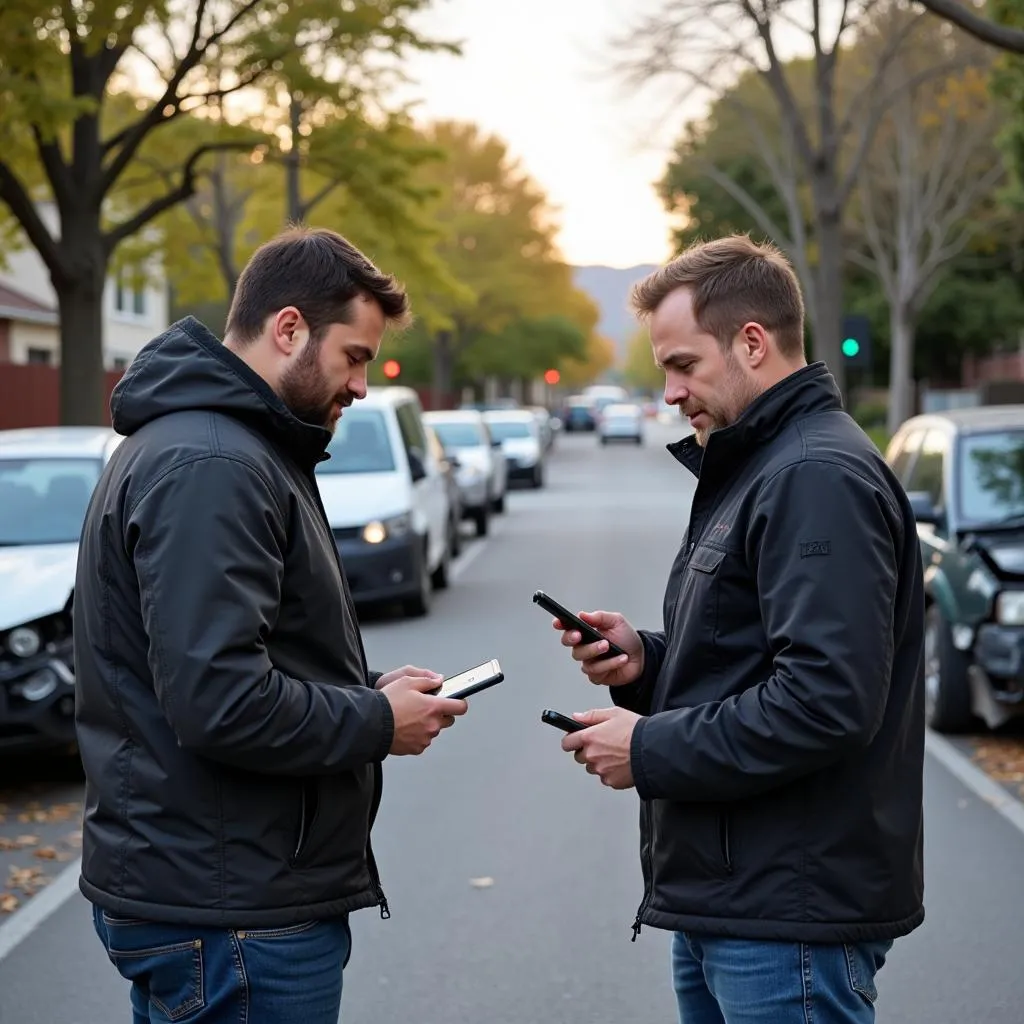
0, 893, 19, 914
33, 847, 58, 861
469, 877, 495, 889
14, 835, 39, 848
64, 830, 83, 847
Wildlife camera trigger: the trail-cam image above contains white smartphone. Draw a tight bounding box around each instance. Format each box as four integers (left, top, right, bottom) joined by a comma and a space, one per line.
433, 659, 504, 700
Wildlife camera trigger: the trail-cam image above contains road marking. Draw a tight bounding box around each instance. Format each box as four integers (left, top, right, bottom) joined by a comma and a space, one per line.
926, 730, 1024, 838
449, 517, 502, 582
0, 856, 82, 964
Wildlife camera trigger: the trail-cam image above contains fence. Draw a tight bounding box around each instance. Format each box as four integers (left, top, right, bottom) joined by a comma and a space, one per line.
0, 365, 124, 430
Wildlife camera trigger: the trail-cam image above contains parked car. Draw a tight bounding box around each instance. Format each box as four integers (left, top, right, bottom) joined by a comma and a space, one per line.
526, 406, 557, 451
0, 426, 122, 753
315, 387, 453, 617
424, 410, 507, 536
885, 406, 1024, 732
484, 409, 545, 488
598, 402, 644, 445
425, 425, 463, 559
561, 396, 597, 432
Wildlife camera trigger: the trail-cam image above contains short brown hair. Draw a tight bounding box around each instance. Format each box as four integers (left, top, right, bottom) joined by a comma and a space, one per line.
630, 235, 805, 357
225, 226, 411, 345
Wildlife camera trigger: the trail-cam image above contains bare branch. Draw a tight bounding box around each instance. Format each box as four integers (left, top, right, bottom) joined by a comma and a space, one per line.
0, 164, 65, 277
917, 0, 1024, 54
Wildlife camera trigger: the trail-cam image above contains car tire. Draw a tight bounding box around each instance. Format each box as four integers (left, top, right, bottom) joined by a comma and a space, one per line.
493, 491, 506, 514
448, 513, 462, 558
924, 604, 975, 732
531, 465, 544, 489
432, 532, 452, 591
403, 545, 432, 617
473, 506, 489, 536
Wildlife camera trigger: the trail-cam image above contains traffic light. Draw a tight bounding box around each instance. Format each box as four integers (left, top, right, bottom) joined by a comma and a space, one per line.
840, 314, 872, 370
543, 368, 560, 385
382, 359, 401, 379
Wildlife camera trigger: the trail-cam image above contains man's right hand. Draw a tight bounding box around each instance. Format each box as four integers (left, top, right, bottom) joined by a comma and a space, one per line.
555, 610, 644, 687
380, 675, 468, 755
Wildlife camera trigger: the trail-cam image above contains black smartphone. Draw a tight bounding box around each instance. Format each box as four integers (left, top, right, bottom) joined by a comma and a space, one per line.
532, 590, 627, 659
541, 709, 586, 733
433, 659, 504, 700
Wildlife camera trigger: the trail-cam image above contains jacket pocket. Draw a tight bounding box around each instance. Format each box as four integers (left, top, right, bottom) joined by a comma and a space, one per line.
290, 781, 321, 866
719, 813, 733, 874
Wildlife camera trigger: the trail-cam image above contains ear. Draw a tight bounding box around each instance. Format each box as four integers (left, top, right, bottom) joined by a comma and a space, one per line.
737, 321, 769, 369
271, 307, 307, 356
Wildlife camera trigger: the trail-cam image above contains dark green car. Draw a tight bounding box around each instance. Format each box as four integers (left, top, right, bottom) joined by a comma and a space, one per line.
885, 406, 1024, 733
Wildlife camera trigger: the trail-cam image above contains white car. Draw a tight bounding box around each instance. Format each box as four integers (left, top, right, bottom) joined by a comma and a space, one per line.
0, 426, 122, 753
424, 410, 507, 536
315, 387, 453, 617
484, 409, 545, 488
598, 402, 644, 445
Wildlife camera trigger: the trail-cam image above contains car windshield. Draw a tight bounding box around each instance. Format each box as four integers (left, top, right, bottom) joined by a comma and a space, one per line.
430, 422, 485, 448
0, 457, 102, 546
487, 420, 532, 440
319, 409, 395, 474
958, 430, 1024, 526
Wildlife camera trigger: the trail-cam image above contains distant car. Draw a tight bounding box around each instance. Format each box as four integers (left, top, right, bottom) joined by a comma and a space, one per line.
459, 398, 519, 413
425, 425, 463, 559
424, 410, 508, 536
484, 409, 545, 488
562, 396, 597, 433
526, 406, 557, 451
885, 405, 1024, 732
598, 402, 644, 445
315, 387, 453, 617
0, 426, 122, 753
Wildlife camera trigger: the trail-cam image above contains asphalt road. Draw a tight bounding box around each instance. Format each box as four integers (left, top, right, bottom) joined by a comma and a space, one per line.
1, 424, 1023, 1023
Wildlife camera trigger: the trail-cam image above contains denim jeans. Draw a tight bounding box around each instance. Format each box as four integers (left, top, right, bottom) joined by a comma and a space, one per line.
672, 932, 893, 1024
92, 904, 351, 1024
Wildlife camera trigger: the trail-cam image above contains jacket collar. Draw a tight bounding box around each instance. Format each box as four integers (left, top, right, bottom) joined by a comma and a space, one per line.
666, 362, 842, 480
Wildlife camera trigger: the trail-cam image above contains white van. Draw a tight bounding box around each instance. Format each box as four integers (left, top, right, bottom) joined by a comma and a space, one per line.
314, 387, 453, 617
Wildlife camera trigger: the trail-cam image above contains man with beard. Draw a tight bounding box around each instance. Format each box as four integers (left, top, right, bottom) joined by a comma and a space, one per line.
550, 235, 925, 1023
74, 227, 469, 1024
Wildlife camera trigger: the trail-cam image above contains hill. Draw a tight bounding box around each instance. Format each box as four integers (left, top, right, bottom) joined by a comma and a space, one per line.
572, 263, 658, 364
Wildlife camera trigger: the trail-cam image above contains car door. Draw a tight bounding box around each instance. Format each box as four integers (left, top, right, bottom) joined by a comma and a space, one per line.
395, 400, 447, 570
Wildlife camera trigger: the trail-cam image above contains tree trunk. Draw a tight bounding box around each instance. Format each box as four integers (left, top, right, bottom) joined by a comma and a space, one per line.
887, 301, 915, 436
813, 212, 847, 403
285, 96, 303, 224
57, 272, 108, 426
432, 332, 454, 409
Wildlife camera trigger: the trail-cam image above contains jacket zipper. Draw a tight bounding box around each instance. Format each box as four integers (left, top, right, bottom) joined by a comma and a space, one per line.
292, 787, 308, 862
366, 841, 390, 920
719, 813, 734, 875
631, 800, 656, 941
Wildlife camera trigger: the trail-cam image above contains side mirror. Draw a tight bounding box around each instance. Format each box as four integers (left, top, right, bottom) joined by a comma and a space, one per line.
906, 490, 941, 526
407, 447, 427, 482
491, 438, 503, 449
447, 454, 461, 470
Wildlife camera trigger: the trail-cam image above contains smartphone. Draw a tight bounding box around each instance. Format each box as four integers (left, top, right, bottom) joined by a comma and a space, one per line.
433, 659, 504, 700
541, 709, 586, 733
532, 590, 626, 659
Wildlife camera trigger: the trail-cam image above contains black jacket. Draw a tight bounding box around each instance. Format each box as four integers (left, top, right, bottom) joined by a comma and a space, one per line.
614, 363, 925, 943
74, 317, 394, 927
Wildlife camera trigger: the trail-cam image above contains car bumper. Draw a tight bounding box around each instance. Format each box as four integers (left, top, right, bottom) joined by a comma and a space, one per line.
506, 457, 539, 481
968, 624, 1024, 727
456, 477, 489, 511
0, 645, 77, 753
600, 426, 642, 439
337, 533, 423, 604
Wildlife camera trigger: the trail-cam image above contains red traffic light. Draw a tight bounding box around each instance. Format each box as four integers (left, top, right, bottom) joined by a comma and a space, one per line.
543, 368, 560, 385
383, 359, 401, 379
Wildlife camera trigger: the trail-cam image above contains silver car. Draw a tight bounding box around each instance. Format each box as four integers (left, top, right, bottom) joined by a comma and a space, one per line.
424, 410, 507, 536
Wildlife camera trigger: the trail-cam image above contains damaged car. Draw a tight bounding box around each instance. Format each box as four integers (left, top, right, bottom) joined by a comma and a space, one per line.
886, 407, 1024, 732
0, 427, 121, 752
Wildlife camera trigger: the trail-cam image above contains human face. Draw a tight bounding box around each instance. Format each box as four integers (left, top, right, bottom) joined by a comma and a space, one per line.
278, 296, 386, 432
650, 288, 762, 447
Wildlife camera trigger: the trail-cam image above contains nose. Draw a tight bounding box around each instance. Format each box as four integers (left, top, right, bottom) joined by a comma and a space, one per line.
664, 379, 688, 406
348, 369, 368, 400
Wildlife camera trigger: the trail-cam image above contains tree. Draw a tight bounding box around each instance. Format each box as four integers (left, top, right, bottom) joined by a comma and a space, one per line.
412, 121, 598, 404
622, 327, 663, 391
848, 7, 1007, 432
614, 0, 932, 396
559, 334, 617, 391
916, 0, 1024, 53
0, 0, 450, 425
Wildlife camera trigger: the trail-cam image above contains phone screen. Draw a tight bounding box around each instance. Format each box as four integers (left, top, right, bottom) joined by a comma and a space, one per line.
435, 659, 502, 699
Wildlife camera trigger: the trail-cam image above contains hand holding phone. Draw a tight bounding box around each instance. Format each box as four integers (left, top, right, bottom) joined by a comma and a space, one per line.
532, 591, 626, 659
433, 659, 504, 700
541, 708, 586, 733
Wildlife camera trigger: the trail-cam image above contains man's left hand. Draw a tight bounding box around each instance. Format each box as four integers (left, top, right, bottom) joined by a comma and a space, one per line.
561, 707, 641, 790
376, 665, 443, 691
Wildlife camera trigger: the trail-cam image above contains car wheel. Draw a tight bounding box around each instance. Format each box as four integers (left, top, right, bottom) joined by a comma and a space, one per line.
531, 464, 544, 489
474, 506, 489, 537
493, 491, 506, 514
431, 535, 451, 591
448, 512, 462, 558
403, 546, 432, 617
924, 604, 975, 732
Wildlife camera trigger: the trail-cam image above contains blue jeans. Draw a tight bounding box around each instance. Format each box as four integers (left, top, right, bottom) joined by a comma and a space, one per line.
672, 932, 893, 1024
92, 904, 351, 1024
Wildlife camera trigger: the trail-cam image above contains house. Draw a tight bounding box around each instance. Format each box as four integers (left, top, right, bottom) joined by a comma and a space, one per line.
0, 202, 169, 368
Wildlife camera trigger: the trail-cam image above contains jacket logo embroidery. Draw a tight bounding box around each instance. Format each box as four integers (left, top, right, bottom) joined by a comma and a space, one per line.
799, 540, 831, 558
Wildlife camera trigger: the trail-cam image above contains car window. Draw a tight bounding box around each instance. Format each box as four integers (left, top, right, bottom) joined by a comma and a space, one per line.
430, 421, 484, 448
958, 429, 1024, 524
319, 409, 395, 474
0, 457, 102, 545
888, 428, 923, 483
905, 430, 946, 506
395, 401, 428, 459
487, 420, 533, 441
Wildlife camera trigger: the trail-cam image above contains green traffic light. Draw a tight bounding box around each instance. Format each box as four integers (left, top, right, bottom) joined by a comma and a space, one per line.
842, 337, 860, 358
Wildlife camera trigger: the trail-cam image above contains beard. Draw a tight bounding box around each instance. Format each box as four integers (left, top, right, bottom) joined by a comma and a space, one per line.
278, 337, 349, 432
685, 353, 762, 448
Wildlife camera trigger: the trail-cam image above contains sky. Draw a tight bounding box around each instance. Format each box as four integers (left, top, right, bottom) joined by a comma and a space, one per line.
398, 0, 705, 270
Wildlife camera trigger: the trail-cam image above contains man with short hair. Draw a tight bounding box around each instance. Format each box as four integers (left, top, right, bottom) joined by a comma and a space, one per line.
75, 227, 468, 1024
553, 235, 925, 1023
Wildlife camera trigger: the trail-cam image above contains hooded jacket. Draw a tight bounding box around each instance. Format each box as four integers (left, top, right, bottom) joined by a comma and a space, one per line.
74, 317, 394, 927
